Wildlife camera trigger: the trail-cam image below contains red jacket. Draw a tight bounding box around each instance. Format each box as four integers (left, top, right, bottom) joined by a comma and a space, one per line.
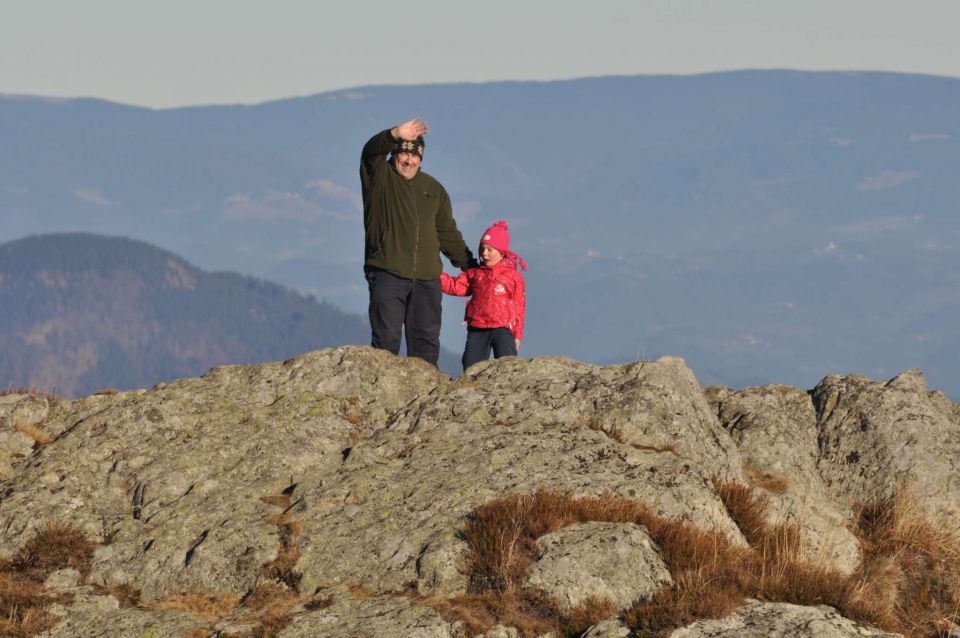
441, 260, 526, 340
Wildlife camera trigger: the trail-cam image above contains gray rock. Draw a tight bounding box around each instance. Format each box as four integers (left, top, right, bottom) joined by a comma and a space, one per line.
44, 567, 82, 590
3, 347, 949, 636
39, 593, 201, 638
463, 355, 744, 484
0, 392, 51, 429
476, 625, 519, 638
0, 347, 445, 601
668, 599, 902, 637
296, 354, 745, 596
0, 391, 129, 481
582, 617, 632, 638
0, 347, 742, 609
812, 369, 960, 526
278, 588, 453, 638
416, 531, 471, 596
0, 393, 51, 479
525, 522, 672, 610
708, 384, 861, 573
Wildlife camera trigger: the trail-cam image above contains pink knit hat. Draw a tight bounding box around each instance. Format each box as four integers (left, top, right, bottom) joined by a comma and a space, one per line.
480, 220, 526, 270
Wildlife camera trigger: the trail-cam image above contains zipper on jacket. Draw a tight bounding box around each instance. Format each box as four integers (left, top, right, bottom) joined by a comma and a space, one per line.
411, 182, 420, 278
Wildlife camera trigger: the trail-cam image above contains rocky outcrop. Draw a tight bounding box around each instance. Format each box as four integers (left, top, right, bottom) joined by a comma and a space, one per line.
667, 599, 901, 637
280, 587, 454, 638
707, 384, 861, 574
524, 522, 672, 610
812, 369, 960, 525
1, 346, 958, 636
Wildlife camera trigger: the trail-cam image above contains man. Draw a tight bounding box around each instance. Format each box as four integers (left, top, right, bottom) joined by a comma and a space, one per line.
360, 118, 476, 366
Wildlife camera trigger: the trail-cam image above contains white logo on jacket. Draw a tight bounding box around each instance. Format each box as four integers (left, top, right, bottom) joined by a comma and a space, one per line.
494, 283, 506, 294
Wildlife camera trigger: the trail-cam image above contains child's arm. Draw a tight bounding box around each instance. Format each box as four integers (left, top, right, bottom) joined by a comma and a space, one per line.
511, 272, 526, 346
440, 271, 471, 296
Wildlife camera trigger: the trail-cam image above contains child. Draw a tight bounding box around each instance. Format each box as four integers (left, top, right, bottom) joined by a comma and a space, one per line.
441, 220, 527, 371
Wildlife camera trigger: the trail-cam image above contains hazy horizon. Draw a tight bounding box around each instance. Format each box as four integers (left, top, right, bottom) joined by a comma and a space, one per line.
3, 0, 960, 108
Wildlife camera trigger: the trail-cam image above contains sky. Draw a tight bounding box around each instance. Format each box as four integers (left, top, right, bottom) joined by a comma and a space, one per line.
2, 0, 960, 108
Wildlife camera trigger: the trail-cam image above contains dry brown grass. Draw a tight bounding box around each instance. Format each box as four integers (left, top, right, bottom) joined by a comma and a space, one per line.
303, 594, 334, 611
585, 421, 679, 455
564, 595, 619, 636
10, 522, 95, 580
446, 488, 757, 636
0, 524, 95, 637
389, 442, 421, 459
587, 419, 625, 443
630, 442, 680, 455
149, 591, 241, 621
0, 572, 62, 637
846, 485, 960, 637
263, 514, 303, 590
0, 387, 56, 399
261, 486, 304, 592
13, 421, 54, 447
240, 582, 300, 636
434, 483, 960, 637
149, 582, 301, 637
421, 591, 559, 637
95, 582, 142, 608
247, 489, 305, 637
346, 582, 374, 599
744, 465, 789, 494
713, 480, 771, 547
260, 495, 292, 510
714, 480, 960, 638
715, 481, 859, 610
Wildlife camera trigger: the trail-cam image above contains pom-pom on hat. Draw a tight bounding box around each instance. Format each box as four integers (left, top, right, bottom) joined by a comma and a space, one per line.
395, 136, 425, 158
480, 220, 526, 271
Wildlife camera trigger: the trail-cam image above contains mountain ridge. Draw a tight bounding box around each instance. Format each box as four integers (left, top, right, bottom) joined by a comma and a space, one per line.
3, 70, 959, 396
0, 233, 373, 396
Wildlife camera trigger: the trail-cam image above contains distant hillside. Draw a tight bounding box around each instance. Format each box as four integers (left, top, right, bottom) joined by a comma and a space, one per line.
3, 71, 960, 396
0, 233, 370, 396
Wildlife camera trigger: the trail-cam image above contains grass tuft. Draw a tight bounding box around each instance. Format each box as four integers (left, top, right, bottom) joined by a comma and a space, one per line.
744, 466, 789, 494
427, 483, 960, 637
713, 479, 771, 547
847, 484, 960, 637
0, 387, 57, 399
12, 522, 95, 580
444, 488, 754, 636
13, 421, 54, 447
0, 573, 60, 637
303, 594, 334, 611
563, 595, 619, 636
96, 582, 142, 607
149, 591, 241, 621
262, 515, 303, 590
260, 495, 292, 510
0, 524, 95, 637
241, 582, 299, 636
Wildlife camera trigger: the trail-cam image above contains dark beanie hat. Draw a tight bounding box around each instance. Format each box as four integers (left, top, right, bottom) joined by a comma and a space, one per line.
395, 136, 425, 158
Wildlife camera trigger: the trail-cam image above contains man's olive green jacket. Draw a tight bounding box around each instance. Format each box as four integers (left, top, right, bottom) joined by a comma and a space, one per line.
360, 129, 474, 280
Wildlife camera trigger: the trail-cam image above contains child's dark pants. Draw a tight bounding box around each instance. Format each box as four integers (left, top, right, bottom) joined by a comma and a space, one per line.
462, 327, 517, 371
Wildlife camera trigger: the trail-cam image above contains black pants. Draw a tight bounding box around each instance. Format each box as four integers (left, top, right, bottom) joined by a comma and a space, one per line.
462, 327, 517, 371
366, 268, 442, 366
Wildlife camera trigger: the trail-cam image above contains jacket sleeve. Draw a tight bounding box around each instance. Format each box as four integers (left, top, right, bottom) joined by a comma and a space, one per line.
359, 129, 396, 193
441, 271, 471, 296
511, 271, 526, 341
436, 189, 477, 271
